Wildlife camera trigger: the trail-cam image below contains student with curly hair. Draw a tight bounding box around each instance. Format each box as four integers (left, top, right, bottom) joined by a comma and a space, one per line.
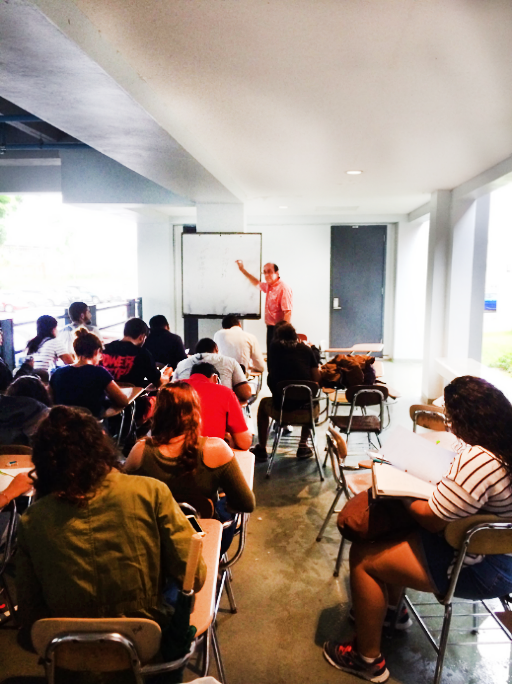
16, 406, 206, 640
323, 375, 512, 683
50, 328, 128, 417
125, 381, 255, 552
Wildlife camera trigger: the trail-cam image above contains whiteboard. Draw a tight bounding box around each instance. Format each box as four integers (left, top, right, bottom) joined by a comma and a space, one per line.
182, 233, 262, 318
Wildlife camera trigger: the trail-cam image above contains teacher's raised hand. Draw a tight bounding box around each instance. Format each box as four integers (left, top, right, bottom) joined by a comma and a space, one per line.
236, 260, 244, 270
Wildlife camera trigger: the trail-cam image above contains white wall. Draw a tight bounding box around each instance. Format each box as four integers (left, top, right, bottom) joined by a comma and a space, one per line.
243, 223, 331, 351
393, 219, 429, 360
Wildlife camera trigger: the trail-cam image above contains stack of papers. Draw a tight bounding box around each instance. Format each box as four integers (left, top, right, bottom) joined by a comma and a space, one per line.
371, 426, 456, 500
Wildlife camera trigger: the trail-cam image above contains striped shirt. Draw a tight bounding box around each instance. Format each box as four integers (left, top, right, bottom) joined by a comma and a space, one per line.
429, 445, 512, 521
32, 337, 68, 372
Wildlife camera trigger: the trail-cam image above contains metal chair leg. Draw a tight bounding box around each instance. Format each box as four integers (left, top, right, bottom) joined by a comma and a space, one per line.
266, 427, 282, 478
333, 535, 345, 577
433, 603, 453, 684
316, 488, 344, 541
212, 622, 227, 684
225, 574, 237, 614
199, 627, 211, 678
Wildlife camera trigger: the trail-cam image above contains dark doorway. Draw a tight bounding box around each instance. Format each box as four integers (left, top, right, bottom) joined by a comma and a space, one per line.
330, 225, 386, 348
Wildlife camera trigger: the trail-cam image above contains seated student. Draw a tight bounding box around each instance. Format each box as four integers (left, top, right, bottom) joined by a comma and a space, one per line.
214, 315, 265, 374
26, 315, 74, 374
144, 315, 187, 370
174, 338, 252, 402
0, 376, 51, 445
102, 317, 172, 388
59, 301, 102, 355
16, 406, 206, 643
323, 375, 512, 683
0, 328, 13, 392
125, 382, 255, 553
50, 329, 128, 418
251, 322, 320, 462
187, 362, 252, 450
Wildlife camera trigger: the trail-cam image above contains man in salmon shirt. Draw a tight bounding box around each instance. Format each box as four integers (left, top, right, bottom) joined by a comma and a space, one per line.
235, 260, 293, 360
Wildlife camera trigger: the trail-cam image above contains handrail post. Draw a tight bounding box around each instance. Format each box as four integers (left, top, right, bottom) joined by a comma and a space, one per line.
0, 319, 15, 370
127, 299, 136, 319
136, 297, 143, 320
89, 304, 97, 326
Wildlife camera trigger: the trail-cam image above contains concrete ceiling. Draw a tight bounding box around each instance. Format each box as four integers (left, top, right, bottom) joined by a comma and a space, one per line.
2, 0, 512, 216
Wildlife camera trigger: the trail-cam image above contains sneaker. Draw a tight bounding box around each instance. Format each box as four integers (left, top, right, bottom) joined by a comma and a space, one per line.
323, 641, 389, 682
296, 445, 314, 459
283, 425, 294, 435
348, 605, 413, 631
250, 444, 268, 462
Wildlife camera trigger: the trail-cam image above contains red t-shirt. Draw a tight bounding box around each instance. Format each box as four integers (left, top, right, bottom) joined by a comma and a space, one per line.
187, 374, 248, 439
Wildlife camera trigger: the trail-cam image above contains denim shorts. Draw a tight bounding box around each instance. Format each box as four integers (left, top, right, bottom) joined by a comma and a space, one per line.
419, 527, 512, 599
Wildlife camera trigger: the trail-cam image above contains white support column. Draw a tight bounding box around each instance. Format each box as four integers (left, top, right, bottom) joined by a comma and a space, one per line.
446, 194, 490, 361
195, 202, 245, 338
137, 218, 175, 325
422, 190, 453, 402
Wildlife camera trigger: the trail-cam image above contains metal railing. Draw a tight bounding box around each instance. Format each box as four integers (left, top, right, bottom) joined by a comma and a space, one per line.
0, 298, 143, 370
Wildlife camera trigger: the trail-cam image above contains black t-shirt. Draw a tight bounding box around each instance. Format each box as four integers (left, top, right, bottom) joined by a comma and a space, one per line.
143, 330, 187, 369
51, 365, 114, 418
267, 342, 318, 408
102, 340, 161, 388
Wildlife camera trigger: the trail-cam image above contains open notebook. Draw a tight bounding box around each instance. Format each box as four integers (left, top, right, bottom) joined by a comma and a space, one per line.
371, 425, 456, 500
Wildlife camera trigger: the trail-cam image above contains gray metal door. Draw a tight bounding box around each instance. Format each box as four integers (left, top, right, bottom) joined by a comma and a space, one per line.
330, 225, 386, 348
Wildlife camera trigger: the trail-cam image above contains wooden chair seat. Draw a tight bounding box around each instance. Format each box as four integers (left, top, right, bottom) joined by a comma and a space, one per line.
331, 414, 381, 432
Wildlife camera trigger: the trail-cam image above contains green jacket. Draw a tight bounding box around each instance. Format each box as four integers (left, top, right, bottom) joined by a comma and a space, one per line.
16, 470, 207, 630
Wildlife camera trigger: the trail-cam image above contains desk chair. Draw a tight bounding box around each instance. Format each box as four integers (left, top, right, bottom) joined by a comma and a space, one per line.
0, 444, 33, 458
329, 385, 389, 450
0, 499, 17, 626
32, 520, 225, 683
403, 515, 512, 684
266, 381, 324, 481
32, 617, 194, 684
410, 403, 447, 432
316, 428, 372, 577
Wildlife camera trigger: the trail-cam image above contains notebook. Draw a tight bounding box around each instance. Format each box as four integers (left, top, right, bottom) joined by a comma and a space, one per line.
371, 425, 456, 500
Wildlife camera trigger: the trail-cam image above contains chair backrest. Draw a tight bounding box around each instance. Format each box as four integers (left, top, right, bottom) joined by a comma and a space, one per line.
345, 385, 388, 407
297, 333, 308, 342
31, 617, 162, 668
275, 380, 320, 402
445, 514, 512, 555
0, 444, 33, 456
409, 403, 446, 432
327, 427, 348, 463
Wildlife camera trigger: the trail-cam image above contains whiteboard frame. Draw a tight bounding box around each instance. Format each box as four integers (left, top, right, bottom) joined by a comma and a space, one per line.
181, 232, 262, 319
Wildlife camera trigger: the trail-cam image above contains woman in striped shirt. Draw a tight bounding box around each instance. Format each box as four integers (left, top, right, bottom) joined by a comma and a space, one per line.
323, 375, 512, 683
26, 315, 73, 376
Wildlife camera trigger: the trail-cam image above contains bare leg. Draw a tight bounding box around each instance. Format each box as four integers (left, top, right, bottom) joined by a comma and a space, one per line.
349, 532, 435, 658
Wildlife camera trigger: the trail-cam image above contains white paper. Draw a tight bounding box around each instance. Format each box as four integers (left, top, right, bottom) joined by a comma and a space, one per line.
0, 467, 32, 494
377, 425, 455, 485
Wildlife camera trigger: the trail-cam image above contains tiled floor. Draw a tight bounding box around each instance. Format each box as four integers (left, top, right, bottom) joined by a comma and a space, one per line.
2, 360, 512, 683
